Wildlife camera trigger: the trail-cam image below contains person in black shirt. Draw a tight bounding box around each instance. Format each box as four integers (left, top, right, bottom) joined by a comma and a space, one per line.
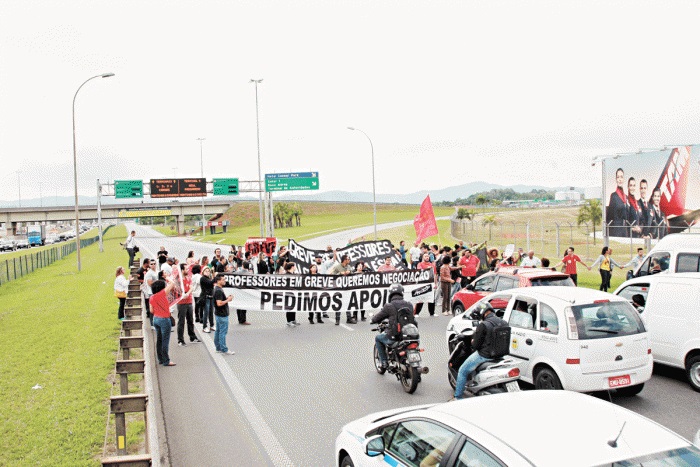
213, 274, 235, 355
157, 247, 168, 271
200, 268, 215, 333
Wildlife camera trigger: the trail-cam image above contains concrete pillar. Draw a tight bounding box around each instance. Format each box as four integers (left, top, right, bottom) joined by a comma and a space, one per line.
176, 215, 185, 236
11, 222, 19, 236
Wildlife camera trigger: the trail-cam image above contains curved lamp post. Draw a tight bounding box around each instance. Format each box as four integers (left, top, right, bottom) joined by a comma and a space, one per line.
250, 79, 264, 237
73, 72, 114, 272
347, 126, 377, 240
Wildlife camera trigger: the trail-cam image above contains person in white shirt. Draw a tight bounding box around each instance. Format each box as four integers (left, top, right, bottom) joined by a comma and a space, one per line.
144, 261, 158, 329
520, 250, 542, 268
409, 241, 422, 268
122, 231, 137, 267
190, 265, 203, 323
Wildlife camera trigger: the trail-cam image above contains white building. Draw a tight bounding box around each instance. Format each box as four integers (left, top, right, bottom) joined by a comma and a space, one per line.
555, 190, 582, 202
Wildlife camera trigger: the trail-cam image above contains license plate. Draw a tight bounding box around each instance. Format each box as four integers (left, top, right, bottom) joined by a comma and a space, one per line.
505, 381, 520, 392
608, 374, 631, 388
407, 351, 421, 363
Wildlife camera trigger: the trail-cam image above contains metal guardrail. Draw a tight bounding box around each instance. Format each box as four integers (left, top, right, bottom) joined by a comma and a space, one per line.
101, 260, 160, 466
0, 226, 112, 285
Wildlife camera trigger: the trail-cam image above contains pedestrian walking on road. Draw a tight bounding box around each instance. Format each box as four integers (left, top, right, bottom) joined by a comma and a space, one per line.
150, 279, 177, 366
307, 264, 324, 324
176, 264, 199, 346
213, 273, 235, 355
114, 266, 129, 321
439, 256, 455, 315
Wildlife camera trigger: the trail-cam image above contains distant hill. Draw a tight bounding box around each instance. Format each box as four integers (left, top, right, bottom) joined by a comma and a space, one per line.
0, 182, 585, 208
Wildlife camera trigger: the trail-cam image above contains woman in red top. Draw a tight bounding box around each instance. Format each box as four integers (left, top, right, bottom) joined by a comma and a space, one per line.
414, 253, 437, 317
150, 279, 177, 366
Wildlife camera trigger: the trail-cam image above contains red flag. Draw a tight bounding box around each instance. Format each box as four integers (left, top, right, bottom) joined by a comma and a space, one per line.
414, 195, 439, 242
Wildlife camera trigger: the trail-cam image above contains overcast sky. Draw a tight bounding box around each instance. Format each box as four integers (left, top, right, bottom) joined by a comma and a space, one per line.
2, 0, 700, 204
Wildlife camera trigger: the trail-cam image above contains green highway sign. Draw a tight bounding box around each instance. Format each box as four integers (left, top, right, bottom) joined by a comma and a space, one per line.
213, 178, 239, 196
265, 172, 319, 192
115, 180, 144, 198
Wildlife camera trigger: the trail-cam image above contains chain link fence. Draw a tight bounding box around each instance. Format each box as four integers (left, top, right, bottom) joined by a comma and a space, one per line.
0, 226, 112, 286
451, 217, 700, 263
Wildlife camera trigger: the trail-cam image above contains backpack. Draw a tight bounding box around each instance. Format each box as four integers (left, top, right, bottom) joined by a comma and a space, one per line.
483, 317, 511, 358
395, 305, 415, 336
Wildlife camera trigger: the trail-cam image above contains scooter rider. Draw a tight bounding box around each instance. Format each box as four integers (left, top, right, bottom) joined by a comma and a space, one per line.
453, 302, 507, 399
371, 284, 414, 370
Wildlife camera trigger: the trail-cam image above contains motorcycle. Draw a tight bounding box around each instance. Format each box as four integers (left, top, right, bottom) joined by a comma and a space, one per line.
371, 321, 429, 394
447, 331, 521, 397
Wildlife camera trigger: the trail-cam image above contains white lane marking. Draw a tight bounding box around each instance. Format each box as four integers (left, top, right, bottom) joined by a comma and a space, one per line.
136, 230, 294, 466
340, 323, 354, 331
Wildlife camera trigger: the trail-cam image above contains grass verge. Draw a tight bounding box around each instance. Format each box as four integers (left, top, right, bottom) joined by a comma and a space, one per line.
0, 225, 128, 465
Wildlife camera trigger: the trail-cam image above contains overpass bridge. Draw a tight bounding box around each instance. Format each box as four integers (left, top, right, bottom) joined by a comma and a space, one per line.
0, 199, 234, 236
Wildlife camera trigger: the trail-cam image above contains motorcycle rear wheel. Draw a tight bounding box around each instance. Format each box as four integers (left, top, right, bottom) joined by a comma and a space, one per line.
373, 345, 386, 375
401, 365, 420, 394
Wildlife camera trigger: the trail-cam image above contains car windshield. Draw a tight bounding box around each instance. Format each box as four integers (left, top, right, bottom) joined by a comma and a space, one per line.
570, 301, 645, 339
530, 277, 574, 287
602, 445, 700, 466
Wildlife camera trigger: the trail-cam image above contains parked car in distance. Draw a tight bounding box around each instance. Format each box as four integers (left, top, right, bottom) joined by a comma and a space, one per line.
335, 391, 700, 467
0, 238, 17, 251
15, 238, 30, 249
614, 272, 700, 392
447, 287, 652, 395
631, 233, 700, 278
451, 266, 574, 316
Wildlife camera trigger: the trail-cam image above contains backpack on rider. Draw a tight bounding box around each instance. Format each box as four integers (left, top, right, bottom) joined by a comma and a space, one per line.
395, 305, 416, 337
482, 317, 511, 358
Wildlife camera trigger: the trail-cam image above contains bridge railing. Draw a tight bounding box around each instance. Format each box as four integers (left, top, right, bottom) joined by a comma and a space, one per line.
0, 226, 112, 286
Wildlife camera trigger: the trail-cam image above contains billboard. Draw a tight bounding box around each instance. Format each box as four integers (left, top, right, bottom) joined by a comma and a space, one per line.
603, 145, 700, 239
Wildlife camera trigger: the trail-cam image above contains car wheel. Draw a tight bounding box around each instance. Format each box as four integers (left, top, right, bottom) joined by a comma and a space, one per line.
340, 455, 355, 467
452, 303, 464, 315
687, 355, 700, 392
534, 368, 562, 390
615, 383, 644, 397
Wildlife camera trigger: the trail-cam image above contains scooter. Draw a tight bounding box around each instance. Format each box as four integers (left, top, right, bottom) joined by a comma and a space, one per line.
372, 321, 429, 394
447, 332, 521, 396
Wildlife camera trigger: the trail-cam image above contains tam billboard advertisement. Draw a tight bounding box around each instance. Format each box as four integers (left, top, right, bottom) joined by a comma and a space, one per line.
603, 145, 700, 239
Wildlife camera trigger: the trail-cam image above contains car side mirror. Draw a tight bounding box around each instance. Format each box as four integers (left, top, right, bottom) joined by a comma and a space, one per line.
364, 435, 385, 457
466, 283, 475, 291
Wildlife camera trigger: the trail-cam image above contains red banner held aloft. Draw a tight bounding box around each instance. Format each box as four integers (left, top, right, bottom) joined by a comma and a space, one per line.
414, 195, 438, 242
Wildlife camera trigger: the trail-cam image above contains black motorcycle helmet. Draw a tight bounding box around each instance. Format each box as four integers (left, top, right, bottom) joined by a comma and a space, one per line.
387, 283, 404, 302
470, 301, 495, 320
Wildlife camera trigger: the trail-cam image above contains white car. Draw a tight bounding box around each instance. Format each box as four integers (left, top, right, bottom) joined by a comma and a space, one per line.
614, 272, 700, 392
446, 287, 653, 395
335, 391, 700, 467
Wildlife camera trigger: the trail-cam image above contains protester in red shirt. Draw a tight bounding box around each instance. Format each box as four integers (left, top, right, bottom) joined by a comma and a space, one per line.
150, 279, 177, 366
458, 249, 480, 287
554, 246, 590, 286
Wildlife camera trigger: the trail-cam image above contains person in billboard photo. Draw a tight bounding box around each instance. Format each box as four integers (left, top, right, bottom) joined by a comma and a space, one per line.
648, 187, 669, 239
607, 167, 629, 237
626, 177, 643, 237
638, 179, 651, 238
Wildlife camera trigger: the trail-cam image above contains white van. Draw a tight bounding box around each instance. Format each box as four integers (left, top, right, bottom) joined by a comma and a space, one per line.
614, 272, 700, 392
632, 233, 700, 278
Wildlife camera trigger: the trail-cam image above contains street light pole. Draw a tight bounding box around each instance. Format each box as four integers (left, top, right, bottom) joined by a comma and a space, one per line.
72, 72, 114, 272
197, 138, 206, 236
347, 127, 377, 240
250, 78, 265, 237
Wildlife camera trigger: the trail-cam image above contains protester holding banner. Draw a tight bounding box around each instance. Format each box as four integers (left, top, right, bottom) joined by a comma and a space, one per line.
282, 262, 301, 326
414, 253, 437, 317
353, 262, 370, 322
257, 251, 270, 275
330, 255, 355, 325
234, 262, 252, 326
307, 263, 325, 324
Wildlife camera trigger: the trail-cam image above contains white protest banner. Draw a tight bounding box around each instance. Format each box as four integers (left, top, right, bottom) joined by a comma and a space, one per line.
222, 269, 434, 313
286, 239, 404, 273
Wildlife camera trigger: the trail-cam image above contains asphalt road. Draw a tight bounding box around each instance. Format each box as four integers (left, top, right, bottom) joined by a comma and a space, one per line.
126, 223, 700, 466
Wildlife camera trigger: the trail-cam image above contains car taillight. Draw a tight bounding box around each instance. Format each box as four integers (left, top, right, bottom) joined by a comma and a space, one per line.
566, 358, 580, 364
564, 306, 578, 340
507, 368, 520, 378
407, 343, 418, 350
594, 299, 610, 304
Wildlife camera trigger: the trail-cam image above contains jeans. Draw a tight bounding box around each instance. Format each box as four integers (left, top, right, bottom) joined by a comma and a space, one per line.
214, 315, 229, 352
127, 248, 135, 267
117, 297, 126, 320
450, 282, 462, 299
375, 332, 394, 365
454, 352, 491, 399
202, 296, 214, 329
144, 294, 153, 327
153, 317, 172, 365
177, 303, 196, 343
599, 269, 611, 292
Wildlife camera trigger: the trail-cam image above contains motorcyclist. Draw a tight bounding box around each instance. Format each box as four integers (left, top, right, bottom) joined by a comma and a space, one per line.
453, 302, 507, 399
371, 283, 414, 370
